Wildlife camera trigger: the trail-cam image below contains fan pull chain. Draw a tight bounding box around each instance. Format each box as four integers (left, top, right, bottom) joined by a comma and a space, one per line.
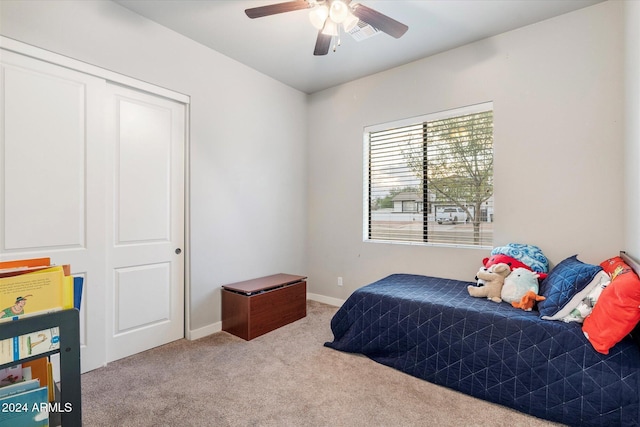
333, 34, 341, 52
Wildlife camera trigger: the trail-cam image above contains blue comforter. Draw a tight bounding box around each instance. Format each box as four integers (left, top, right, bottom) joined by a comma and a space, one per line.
325, 274, 640, 426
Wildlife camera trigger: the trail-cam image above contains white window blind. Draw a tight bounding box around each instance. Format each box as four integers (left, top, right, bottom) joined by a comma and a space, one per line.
364, 103, 494, 247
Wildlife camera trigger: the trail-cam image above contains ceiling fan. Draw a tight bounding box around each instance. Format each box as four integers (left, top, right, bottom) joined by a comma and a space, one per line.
245, 0, 409, 56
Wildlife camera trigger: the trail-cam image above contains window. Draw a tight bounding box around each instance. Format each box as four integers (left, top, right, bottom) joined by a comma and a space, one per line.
364, 103, 494, 247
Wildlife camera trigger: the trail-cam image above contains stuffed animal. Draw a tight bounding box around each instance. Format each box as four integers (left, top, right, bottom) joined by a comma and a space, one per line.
512, 290, 546, 311
474, 275, 487, 287
482, 253, 548, 280
472, 267, 488, 287
468, 263, 511, 303
474, 253, 533, 287
475, 252, 547, 287
501, 267, 540, 304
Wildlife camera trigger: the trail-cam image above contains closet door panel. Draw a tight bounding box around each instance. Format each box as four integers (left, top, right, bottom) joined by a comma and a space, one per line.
106, 83, 185, 362
3, 61, 85, 250
1, 47, 187, 370
0, 50, 107, 373
116, 97, 171, 244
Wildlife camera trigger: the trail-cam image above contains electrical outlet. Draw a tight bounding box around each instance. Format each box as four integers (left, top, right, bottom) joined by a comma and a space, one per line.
337, 277, 343, 287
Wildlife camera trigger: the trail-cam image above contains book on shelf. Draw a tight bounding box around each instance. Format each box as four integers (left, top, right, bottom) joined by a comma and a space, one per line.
0, 257, 82, 405
8, 328, 60, 362
0, 379, 40, 399
0, 357, 54, 403
0, 259, 75, 323
73, 276, 83, 311
46, 362, 54, 403
0, 338, 12, 366
0, 258, 50, 273
0, 323, 62, 364
0, 365, 23, 388
21, 357, 49, 392
0, 385, 49, 426
0, 265, 53, 279
0, 257, 52, 279
0, 358, 51, 425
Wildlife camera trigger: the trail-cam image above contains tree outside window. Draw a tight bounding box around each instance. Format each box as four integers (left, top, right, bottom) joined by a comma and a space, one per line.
365, 103, 493, 247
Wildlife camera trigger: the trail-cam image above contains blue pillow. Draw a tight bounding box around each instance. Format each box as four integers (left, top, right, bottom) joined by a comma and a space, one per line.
537, 255, 602, 318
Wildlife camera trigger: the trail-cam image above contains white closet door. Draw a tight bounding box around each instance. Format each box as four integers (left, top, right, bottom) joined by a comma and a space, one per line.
0, 50, 107, 373
105, 84, 185, 362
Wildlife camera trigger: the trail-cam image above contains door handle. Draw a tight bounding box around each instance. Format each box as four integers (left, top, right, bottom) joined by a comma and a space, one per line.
175, 248, 182, 255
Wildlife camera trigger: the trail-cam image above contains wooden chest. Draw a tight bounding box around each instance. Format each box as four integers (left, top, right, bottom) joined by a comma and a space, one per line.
221, 273, 307, 340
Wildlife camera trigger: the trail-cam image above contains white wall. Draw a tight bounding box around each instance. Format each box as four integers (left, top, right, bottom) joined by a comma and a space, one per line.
1, 0, 633, 331
0, 0, 308, 332
307, 1, 625, 300
625, 0, 640, 257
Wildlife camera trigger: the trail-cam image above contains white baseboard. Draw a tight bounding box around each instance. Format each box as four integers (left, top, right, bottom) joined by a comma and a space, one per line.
307, 293, 345, 307
187, 321, 221, 340
185, 293, 344, 341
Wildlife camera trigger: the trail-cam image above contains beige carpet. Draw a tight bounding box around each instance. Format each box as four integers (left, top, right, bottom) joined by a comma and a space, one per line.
81, 301, 562, 426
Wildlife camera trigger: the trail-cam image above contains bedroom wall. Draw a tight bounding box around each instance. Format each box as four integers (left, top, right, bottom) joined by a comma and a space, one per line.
624, 0, 640, 258
0, 0, 308, 333
306, 0, 625, 301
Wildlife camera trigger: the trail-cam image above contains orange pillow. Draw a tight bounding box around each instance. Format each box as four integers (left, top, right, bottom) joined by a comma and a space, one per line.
582, 257, 640, 354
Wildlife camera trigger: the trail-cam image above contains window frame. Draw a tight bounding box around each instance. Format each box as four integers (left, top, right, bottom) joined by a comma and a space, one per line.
362, 102, 494, 248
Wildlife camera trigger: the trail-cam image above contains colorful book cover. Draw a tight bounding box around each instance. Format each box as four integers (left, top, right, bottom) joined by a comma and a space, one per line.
0, 379, 39, 399
0, 266, 68, 323
46, 362, 53, 403
0, 386, 49, 426
0, 327, 61, 364
0, 258, 50, 272
21, 359, 48, 391
0, 338, 12, 365
0, 258, 51, 280
0, 365, 22, 387
18, 328, 60, 360
0, 266, 52, 280
73, 277, 84, 310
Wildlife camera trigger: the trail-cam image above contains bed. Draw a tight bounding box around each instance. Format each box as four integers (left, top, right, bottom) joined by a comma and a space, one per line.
325, 253, 640, 426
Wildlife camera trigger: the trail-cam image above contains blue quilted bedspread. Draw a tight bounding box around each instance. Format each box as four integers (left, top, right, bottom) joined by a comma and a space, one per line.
325, 274, 640, 426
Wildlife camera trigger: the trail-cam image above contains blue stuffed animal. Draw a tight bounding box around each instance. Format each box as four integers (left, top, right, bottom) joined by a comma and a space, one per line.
501, 267, 541, 304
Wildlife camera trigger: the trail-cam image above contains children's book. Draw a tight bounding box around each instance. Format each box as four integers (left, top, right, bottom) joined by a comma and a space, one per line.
0, 265, 72, 323
18, 328, 60, 360
20, 359, 48, 392
0, 386, 49, 426
0, 328, 60, 364
73, 277, 83, 310
0, 379, 40, 398
0, 339, 12, 366
0, 258, 50, 272
0, 365, 22, 387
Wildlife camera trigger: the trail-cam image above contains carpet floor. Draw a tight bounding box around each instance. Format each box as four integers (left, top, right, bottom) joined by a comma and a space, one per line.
81, 300, 561, 426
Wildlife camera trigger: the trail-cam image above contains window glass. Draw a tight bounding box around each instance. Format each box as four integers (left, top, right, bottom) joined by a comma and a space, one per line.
364, 103, 493, 247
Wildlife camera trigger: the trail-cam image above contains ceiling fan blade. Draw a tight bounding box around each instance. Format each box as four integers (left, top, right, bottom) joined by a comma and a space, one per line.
351, 4, 408, 39
245, 1, 311, 19
314, 31, 332, 56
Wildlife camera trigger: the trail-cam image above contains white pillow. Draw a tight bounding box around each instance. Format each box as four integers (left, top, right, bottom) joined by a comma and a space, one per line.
541, 271, 609, 321
560, 276, 611, 323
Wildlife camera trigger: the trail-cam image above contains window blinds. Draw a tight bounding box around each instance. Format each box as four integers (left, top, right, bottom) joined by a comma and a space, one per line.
365, 104, 494, 247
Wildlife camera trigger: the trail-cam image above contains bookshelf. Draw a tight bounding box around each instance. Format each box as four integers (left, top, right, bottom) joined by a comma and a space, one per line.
0, 309, 82, 427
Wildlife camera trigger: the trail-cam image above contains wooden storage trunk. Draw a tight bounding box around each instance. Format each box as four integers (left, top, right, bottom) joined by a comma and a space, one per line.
221, 273, 307, 340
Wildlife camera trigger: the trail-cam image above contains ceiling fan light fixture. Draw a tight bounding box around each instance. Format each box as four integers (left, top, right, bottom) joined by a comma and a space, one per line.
329, 0, 349, 24
244, 0, 408, 56
343, 12, 359, 32
309, 4, 329, 30
321, 19, 339, 36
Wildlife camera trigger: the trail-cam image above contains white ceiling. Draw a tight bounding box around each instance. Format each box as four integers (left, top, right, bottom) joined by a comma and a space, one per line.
113, 0, 603, 94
